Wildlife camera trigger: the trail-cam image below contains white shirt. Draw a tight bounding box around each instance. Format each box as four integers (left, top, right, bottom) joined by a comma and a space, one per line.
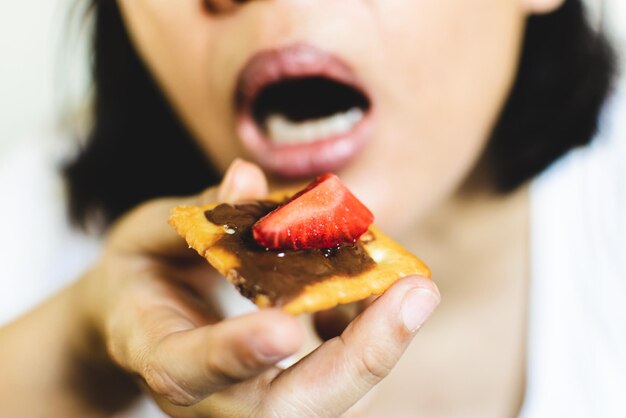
1, 86, 625, 416
522, 84, 626, 418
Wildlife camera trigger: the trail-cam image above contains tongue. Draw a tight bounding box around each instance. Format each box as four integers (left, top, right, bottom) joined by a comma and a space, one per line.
265, 107, 364, 145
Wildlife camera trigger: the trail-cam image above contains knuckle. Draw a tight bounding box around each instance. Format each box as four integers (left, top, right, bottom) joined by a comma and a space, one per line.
357, 345, 394, 385
203, 353, 242, 389
103, 315, 137, 371
143, 361, 199, 407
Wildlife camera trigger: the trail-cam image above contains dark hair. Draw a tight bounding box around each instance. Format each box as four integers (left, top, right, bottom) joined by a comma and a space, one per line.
488, 1, 617, 191
64, 0, 617, 229
64, 0, 220, 229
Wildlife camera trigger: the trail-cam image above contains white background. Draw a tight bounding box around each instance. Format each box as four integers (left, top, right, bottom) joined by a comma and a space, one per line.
0, 0, 625, 155
0, 0, 89, 154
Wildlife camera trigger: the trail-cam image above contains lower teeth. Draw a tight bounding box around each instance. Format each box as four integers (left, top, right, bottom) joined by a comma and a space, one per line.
265, 108, 364, 145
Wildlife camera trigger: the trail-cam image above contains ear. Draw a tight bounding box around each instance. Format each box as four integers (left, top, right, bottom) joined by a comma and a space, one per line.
522, 0, 566, 14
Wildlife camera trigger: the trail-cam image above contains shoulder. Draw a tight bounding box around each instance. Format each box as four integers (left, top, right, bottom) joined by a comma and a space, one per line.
0, 134, 101, 325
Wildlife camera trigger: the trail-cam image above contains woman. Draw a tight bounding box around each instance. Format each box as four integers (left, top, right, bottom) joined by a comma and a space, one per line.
0, 0, 623, 417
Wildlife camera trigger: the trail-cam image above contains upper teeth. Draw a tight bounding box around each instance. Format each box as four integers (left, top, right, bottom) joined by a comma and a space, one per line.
266, 108, 364, 145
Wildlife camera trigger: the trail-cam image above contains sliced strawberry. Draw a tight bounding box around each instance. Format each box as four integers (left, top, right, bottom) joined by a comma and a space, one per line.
252, 173, 374, 250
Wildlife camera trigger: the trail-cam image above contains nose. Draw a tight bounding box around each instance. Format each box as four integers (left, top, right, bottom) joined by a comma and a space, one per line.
204, 0, 258, 14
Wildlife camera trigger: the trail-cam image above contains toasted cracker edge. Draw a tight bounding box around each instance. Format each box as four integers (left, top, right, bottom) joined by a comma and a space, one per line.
169, 200, 431, 315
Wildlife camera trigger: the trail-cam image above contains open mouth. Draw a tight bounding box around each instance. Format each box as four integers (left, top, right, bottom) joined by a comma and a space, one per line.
252, 77, 370, 146
235, 45, 374, 178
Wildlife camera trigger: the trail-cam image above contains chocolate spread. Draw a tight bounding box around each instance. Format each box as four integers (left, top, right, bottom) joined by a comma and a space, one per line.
205, 202, 376, 306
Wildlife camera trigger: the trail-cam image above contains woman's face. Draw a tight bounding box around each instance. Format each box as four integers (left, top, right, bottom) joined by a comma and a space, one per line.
118, 0, 560, 236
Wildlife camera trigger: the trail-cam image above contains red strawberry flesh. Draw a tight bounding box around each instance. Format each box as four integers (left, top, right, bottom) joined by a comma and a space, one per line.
252, 173, 374, 250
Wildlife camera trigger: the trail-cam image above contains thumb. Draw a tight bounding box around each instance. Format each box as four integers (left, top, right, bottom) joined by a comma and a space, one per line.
269, 276, 440, 417
109, 159, 268, 256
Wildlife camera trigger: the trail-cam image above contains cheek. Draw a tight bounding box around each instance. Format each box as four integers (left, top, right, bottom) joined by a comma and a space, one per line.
344, 0, 525, 235
118, 0, 242, 173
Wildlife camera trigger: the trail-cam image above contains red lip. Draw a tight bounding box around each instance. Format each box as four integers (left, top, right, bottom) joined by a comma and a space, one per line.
235, 44, 374, 179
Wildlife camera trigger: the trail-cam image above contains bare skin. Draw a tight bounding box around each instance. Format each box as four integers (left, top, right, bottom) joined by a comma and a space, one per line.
0, 0, 569, 416
0, 161, 440, 418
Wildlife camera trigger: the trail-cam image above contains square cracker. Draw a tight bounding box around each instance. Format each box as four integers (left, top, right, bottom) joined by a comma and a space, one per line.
169, 193, 431, 315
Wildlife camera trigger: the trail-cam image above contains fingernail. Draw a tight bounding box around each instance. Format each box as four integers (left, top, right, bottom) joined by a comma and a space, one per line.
218, 159, 244, 202
401, 288, 440, 332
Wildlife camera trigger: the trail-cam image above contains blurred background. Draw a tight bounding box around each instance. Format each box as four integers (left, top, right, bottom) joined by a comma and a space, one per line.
0, 0, 625, 155
0, 0, 89, 155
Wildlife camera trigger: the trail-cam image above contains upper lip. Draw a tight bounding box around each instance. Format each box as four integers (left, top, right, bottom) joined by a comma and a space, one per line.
233, 43, 374, 179
235, 43, 368, 113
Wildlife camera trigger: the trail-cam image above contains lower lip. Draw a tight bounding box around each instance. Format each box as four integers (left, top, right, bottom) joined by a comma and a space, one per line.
237, 111, 374, 179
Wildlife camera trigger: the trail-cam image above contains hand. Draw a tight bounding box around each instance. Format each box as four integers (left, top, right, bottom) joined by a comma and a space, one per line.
83, 159, 440, 418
